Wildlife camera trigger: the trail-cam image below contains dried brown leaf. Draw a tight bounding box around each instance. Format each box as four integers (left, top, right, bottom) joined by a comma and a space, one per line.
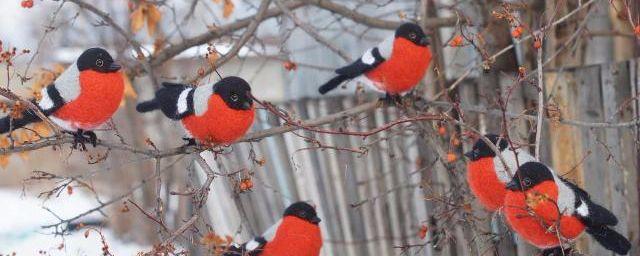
223, 0, 234, 18
130, 6, 145, 34
146, 4, 162, 36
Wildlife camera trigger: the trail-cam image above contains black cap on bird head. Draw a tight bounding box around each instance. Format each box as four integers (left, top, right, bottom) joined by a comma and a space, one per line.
77, 48, 121, 73
283, 201, 321, 225
464, 134, 509, 161
213, 76, 253, 111
505, 162, 555, 191
395, 23, 429, 46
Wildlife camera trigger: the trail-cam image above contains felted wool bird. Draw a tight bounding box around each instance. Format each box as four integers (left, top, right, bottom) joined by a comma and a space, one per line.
223, 201, 323, 256
0, 47, 124, 149
504, 162, 631, 256
318, 22, 431, 101
136, 76, 254, 145
464, 134, 536, 211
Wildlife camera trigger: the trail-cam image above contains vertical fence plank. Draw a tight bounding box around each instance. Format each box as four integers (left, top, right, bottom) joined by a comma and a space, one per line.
600, 63, 632, 256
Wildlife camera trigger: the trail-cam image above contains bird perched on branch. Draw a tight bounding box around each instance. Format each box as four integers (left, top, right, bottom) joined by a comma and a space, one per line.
318, 22, 431, 102
223, 201, 323, 256
136, 76, 254, 146
504, 162, 631, 256
464, 134, 536, 211
0, 47, 124, 149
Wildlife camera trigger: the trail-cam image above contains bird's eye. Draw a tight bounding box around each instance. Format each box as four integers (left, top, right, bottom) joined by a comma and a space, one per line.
522, 178, 532, 187
230, 93, 239, 102
409, 33, 417, 39
96, 59, 104, 67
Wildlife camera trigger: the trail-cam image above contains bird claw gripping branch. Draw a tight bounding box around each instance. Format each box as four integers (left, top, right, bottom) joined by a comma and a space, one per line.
69, 129, 97, 151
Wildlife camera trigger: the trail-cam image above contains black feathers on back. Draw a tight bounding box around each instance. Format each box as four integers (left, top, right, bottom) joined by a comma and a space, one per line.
318, 48, 385, 94
585, 225, 631, 255
0, 84, 64, 134
136, 82, 194, 120
558, 177, 629, 254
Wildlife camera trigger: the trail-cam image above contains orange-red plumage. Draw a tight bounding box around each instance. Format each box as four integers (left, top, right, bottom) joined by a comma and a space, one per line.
53, 70, 124, 130
504, 181, 585, 248
365, 38, 432, 94
261, 216, 323, 256
466, 157, 507, 211
181, 94, 255, 145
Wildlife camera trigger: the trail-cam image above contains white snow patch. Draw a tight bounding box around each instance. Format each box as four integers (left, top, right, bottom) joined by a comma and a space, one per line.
0, 189, 147, 255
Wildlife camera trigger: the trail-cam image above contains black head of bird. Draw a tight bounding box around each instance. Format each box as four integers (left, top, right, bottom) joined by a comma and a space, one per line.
395, 23, 430, 46
76, 48, 121, 73
505, 162, 555, 191
214, 76, 254, 110
464, 134, 509, 161
283, 201, 321, 225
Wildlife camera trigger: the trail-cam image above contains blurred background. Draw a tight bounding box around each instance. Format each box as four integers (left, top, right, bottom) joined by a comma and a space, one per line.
0, 0, 638, 255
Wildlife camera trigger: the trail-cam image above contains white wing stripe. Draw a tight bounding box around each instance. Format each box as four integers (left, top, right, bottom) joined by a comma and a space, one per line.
245, 240, 260, 251
361, 49, 376, 65
38, 87, 54, 110
176, 88, 193, 114
576, 200, 589, 217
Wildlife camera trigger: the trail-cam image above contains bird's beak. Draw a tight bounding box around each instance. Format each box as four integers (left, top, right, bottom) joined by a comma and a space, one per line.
241, 101, 252, 110
420, 37, 430, 46
104, 62, 121, 72
505, 180, 520, 191
311, 216, 321, 224
464, 150, 478, 161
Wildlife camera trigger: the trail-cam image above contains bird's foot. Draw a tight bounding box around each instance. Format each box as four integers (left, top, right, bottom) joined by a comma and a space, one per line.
379, 93, 403, 106
541, 247, 573, 256
182, 137, 197, 147
69, 129, 97, 151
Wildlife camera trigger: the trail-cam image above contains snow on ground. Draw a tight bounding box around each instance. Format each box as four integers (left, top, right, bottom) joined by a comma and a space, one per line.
0, 189, 147, 255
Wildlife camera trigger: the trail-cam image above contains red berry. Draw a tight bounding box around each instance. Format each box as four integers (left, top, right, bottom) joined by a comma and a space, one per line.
511, 26, 524, 39
533, 39, 542, 49
449, 35, 463, 47
21, 0, 34, 8
418, 225, 428, 239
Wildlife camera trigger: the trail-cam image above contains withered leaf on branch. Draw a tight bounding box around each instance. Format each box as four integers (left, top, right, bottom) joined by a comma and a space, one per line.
146, 4, 162, 36
130, 6, 145, 33
222, 0, 234, 18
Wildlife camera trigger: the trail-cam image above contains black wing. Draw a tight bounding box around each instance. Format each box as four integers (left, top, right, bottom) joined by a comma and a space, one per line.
585, 225, 631, 255
136, 82, 195, 120
222, 237, 267, 256
318, 47, 386, 94
559, 177, 618, 226
0, 84, 64, 134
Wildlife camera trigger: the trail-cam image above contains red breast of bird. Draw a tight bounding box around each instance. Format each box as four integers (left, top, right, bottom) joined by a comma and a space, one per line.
504, 180, 585, 248
53, 70, 124, 130
261, 216, 323, 256
365, 37, 432, 94
466, 157, 508, 211
181, 94, 255, 145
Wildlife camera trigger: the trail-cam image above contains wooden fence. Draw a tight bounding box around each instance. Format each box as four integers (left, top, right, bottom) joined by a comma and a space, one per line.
193, 58, 640, 256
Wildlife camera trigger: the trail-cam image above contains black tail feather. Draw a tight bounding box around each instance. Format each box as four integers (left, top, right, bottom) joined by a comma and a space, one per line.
318, 75, 348, 95
0, 109, 43, 134
586, 226, 631, 255
136, 100, 159, 113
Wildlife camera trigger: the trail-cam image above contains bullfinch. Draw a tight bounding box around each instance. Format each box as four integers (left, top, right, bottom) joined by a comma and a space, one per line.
504, 162, 631, 255
464, 134, 536, 211
223, 201, 323, 256
136, 76, 254, 146
0, 47, 124, 149
318, 22, 432, 101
